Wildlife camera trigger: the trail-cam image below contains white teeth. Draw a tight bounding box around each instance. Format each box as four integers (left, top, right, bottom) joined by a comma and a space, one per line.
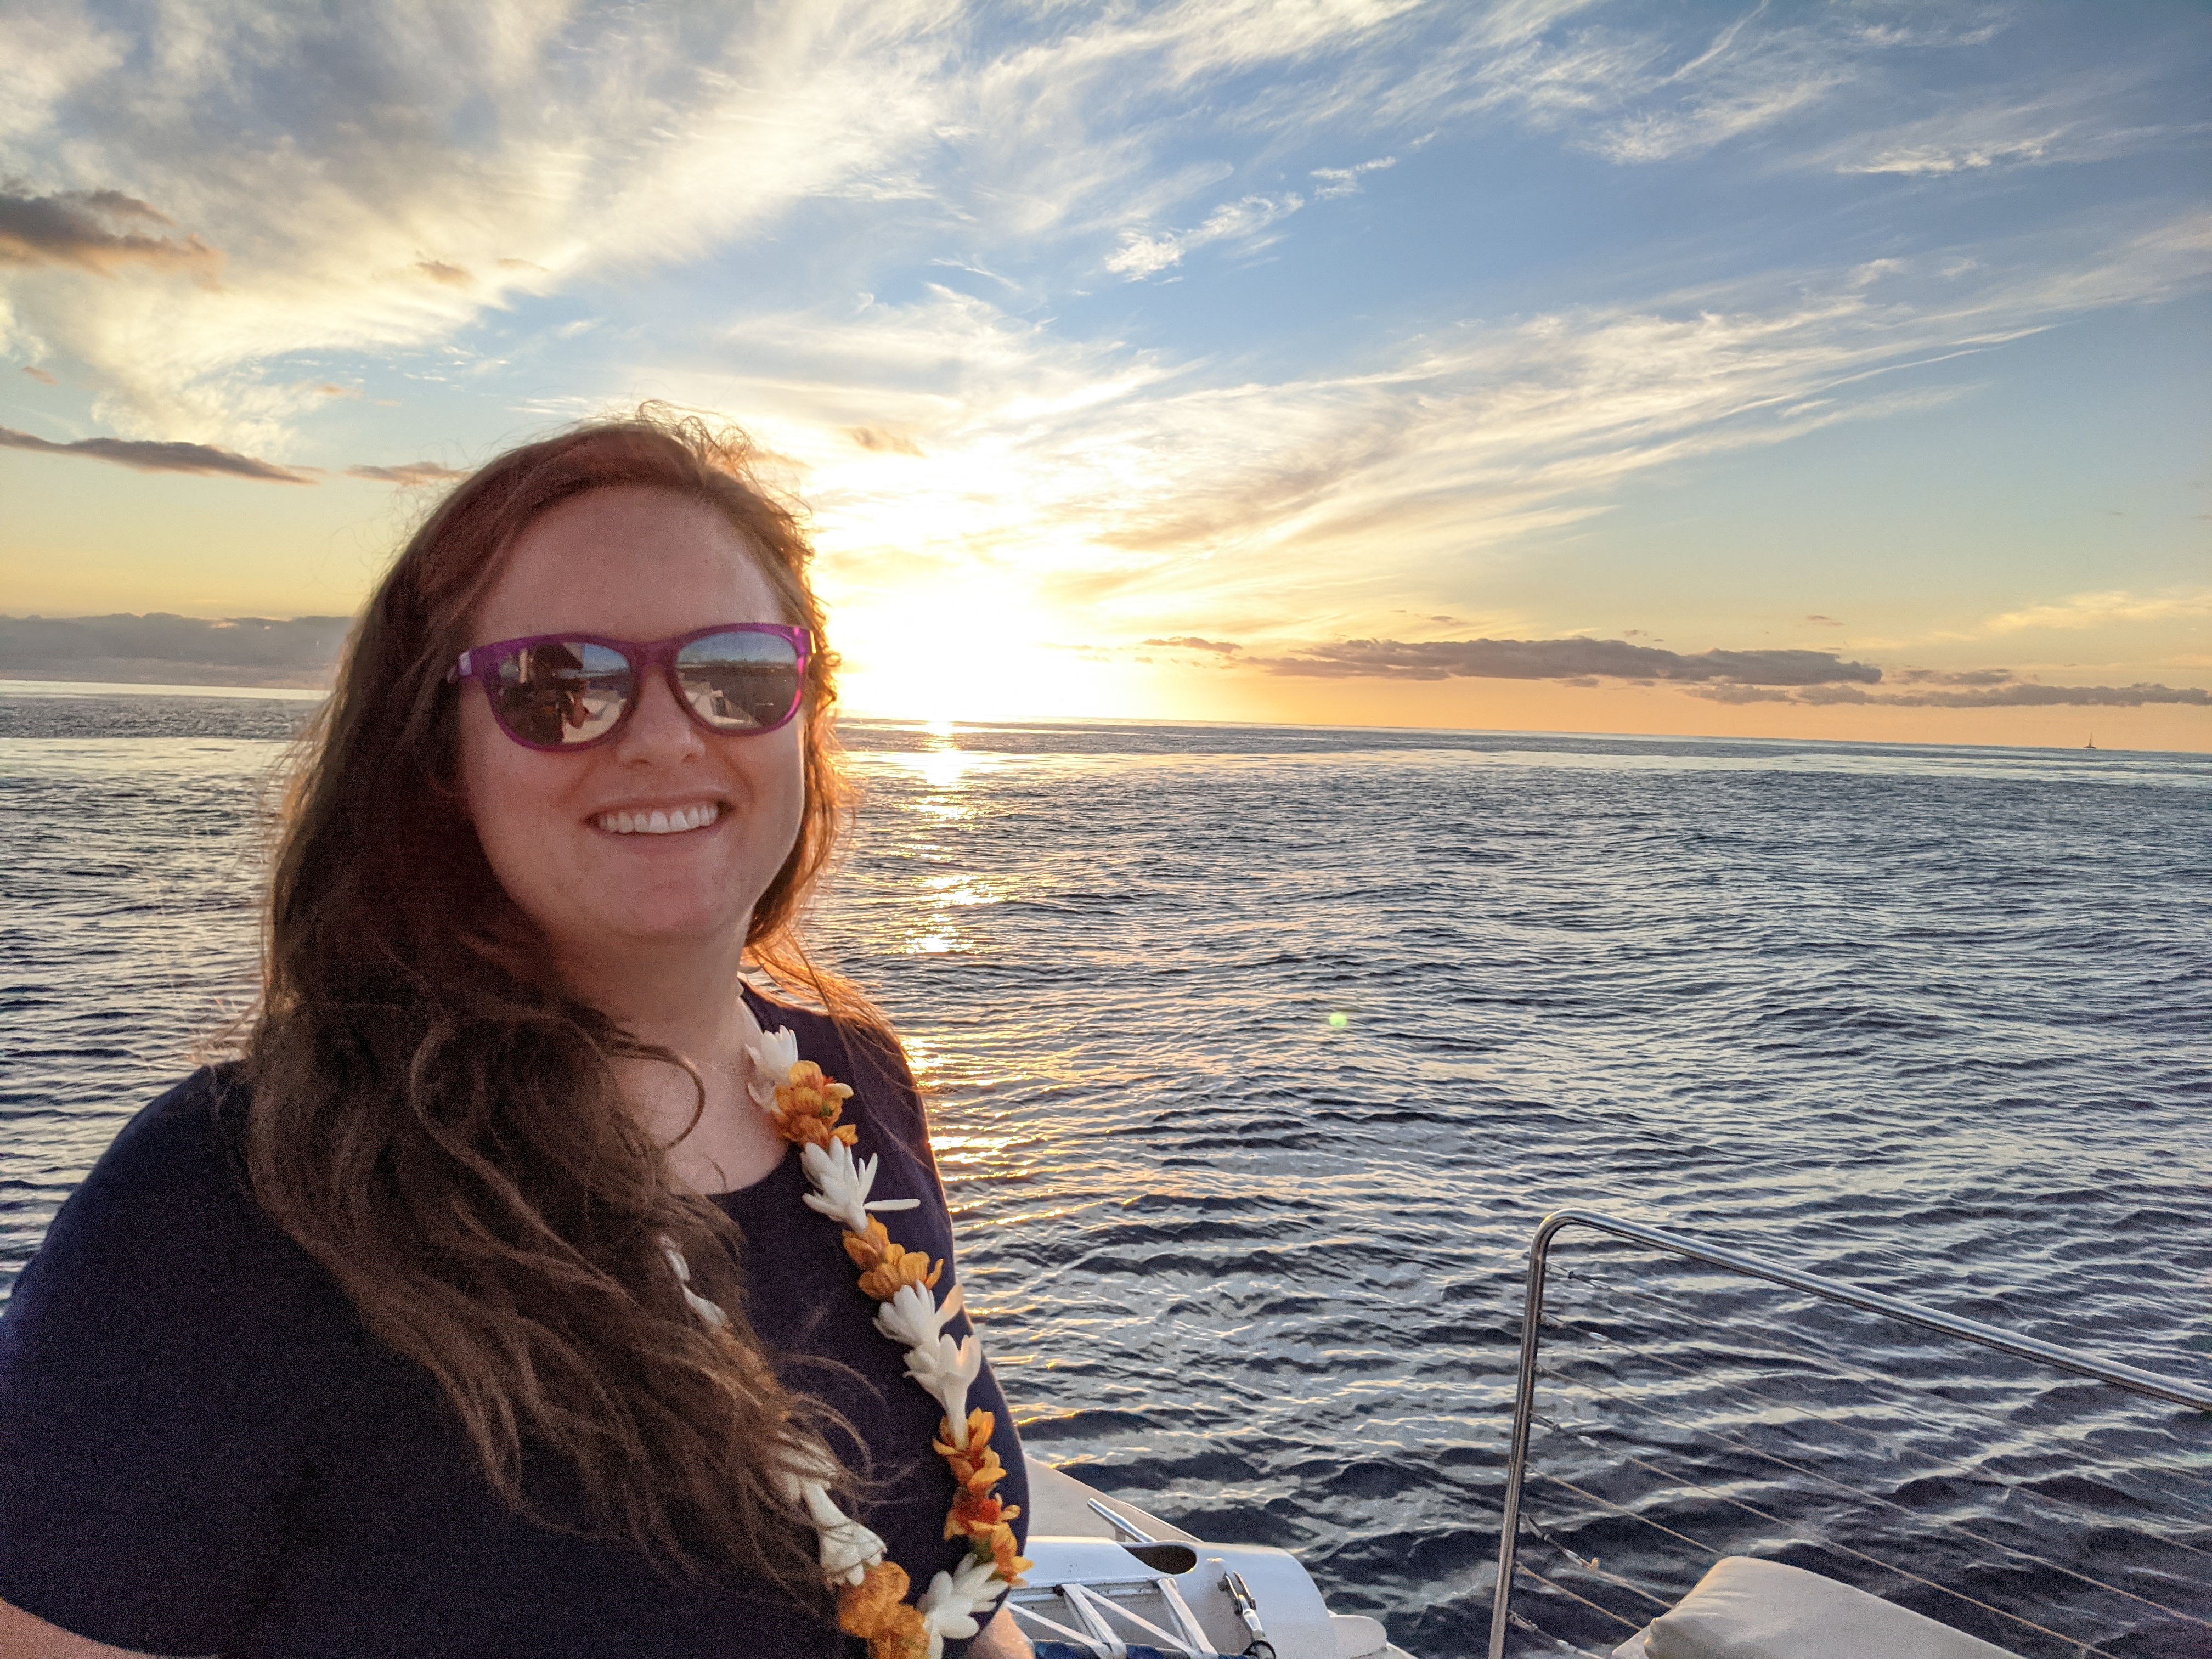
596, 804, 719, 836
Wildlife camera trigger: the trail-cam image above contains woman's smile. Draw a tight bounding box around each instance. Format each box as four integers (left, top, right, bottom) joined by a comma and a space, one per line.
592, 799, 729, 836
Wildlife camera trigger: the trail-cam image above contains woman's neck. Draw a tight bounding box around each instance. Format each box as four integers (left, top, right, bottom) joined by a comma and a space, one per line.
570, 938, 753, 1059
557, 932, 783, 1193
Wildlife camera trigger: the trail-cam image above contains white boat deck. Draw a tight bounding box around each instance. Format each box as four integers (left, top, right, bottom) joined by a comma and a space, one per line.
1017, 1458, 1408, 1659
1025, 1461, 1204, 1545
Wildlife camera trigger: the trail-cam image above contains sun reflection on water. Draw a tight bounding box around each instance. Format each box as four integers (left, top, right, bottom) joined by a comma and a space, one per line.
850, 737, 1022, 956
923, 873, 997, 907
899, 744, 995, 792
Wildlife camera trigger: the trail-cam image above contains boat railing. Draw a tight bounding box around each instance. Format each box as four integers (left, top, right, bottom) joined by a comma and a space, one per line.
1486, 1208, 2212, 1659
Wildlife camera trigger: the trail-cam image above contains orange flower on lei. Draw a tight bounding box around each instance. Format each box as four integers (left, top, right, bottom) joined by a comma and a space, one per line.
838, 1561, 927, 1659
768, 1060, 858, 1150
935, 1410, 1035, 1583
843, 1220, 945, 1302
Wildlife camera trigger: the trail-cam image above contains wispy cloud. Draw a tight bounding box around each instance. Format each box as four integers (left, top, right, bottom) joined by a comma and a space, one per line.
0, 1, 1444, 446
844, 426, 925, 458
0, 4, 985, 443
4, 0, 2198, 456
0, 424, 312, 482
1814, 72, 2207, 177
1983, 588, 2212, 633
343, 461, 470, 486
0, 0, 2097, 450
1107, 192, 1306, 278
1314, 1, 1934, 166
700, 211, 2211, 639
1142, 635, 1242, 654
1309, 155, 1397, 199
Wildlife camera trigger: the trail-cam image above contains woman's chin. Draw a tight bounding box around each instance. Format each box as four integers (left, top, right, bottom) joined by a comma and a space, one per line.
608, 905, 749, 949
541, 888, 755, 956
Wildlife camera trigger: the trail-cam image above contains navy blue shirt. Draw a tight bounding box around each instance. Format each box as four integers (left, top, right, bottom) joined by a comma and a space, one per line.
0, 994, 1026, 1657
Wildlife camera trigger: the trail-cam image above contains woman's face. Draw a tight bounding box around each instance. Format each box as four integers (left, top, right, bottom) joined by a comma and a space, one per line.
454, 486, 806, 968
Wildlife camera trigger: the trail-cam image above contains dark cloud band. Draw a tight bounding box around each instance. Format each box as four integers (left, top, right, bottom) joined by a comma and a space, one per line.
1255, 636, 1882, 686
1142, 636, 1241, 654
0, 613, 351, 687
0, 425, 313, 482
1699, 682, 2207, 708
0, 188, 218, 275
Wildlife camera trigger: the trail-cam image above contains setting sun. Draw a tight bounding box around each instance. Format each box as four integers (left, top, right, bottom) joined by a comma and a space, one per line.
826, 575, 1127, 724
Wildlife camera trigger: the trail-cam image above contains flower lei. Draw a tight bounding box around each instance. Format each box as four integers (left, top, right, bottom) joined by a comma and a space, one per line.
667, 1028, 1031, 1659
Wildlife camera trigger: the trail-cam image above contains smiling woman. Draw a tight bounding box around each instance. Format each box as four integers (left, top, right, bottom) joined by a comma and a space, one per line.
0, 413, 1032, 1659
451, 492, 813, 1016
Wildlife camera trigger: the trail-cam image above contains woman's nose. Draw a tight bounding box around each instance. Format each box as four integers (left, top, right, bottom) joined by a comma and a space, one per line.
614, 666, 706, 762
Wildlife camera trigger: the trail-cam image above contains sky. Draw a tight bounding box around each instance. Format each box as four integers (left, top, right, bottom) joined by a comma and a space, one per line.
2, 0, 2208, 748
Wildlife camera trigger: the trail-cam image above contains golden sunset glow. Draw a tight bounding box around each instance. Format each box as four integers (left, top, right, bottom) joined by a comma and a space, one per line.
1, 3, 2204, 748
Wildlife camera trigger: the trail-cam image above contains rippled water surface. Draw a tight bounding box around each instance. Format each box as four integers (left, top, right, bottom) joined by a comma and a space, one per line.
4, 689, 2209, 1657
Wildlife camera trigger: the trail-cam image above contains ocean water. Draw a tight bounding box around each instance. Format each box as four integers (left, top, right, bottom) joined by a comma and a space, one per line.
3, 687, 2208, 1657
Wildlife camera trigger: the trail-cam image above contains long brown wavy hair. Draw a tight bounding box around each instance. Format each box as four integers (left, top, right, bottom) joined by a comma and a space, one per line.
245, 409, 882, 1600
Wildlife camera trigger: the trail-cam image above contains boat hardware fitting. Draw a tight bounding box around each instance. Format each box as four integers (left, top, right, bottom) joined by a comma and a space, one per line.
1086, 1497, 1157, 1544
1220, 1563, 1277, 1658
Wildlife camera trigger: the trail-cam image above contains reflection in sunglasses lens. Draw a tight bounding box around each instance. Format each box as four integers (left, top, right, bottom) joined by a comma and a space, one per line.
493, 641, 630, 747
676, 631, 801, 731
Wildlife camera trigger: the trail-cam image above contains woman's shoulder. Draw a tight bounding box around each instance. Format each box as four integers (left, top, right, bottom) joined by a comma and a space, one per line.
36, 1064, 253, 1248
73, 1061, 250, 1195
7, 1064, 348, 1340
0, 1069, 360, 1655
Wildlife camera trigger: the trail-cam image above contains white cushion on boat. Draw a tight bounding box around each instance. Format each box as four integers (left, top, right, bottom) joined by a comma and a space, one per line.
1330, 1611, 1390, 1657
1618, 1556, 2022, 1659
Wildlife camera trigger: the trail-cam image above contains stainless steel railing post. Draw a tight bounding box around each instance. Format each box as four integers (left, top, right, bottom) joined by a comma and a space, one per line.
1483, 1207, 2212, 1657
1485, 1211, 1569, 1659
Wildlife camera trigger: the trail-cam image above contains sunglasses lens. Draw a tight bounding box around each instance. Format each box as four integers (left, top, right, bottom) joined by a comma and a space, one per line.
492, 640, 631, 747
674, 629, 803, 732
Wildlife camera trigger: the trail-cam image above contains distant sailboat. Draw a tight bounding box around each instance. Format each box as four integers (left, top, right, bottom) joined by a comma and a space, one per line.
2086, 733, 2097, 750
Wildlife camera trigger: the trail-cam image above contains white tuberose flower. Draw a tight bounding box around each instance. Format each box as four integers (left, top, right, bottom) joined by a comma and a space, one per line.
919, 1554, 1008, 1657
747, 1026, 802, 1108
875, 1281, 981, 1438
798, 1125, 921, 1235
659, 1238, 729, 1329
800, 1481, 888, 1586
799, 1138, 879, 1235
774, 1459, 886, 1588
874, 1280, 965, 1353
902, 1329, 985, 1443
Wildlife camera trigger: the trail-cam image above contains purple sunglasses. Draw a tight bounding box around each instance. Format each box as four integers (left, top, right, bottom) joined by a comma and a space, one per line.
448, 623, 811, 752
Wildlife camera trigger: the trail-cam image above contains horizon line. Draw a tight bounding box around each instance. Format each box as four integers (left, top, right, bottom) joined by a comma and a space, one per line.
1, 678, 2198, 760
